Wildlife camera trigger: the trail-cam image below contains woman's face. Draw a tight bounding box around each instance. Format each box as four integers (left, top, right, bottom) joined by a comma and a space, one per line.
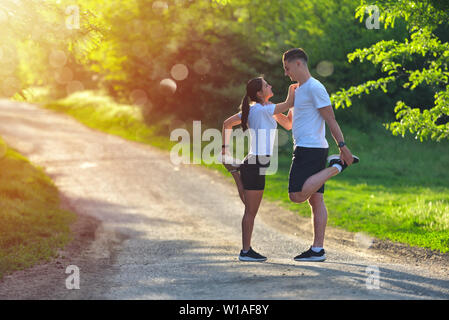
258, 79, 273, 102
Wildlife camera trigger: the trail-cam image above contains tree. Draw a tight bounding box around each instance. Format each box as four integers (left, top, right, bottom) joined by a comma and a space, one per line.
331, 0, 449, 142
0, 0, 103, 98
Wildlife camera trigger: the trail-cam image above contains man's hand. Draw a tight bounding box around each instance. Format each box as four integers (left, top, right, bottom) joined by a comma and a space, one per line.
339, 145, 354, 166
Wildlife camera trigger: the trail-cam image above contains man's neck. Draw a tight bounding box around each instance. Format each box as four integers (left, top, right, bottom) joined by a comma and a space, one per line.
297, 70, 311, 86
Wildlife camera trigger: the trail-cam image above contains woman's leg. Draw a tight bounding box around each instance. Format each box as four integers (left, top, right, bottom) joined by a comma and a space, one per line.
241, 189, 264, 251
231, 171, 246, 205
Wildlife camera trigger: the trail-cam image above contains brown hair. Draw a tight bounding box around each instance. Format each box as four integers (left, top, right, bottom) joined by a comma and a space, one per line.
240, 77, 264, 131
283, 48, 308, 63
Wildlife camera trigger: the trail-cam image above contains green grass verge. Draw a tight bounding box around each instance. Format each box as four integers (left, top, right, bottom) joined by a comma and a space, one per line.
0, 137, 76, 279
265, 139, 449, 252
37, 90, 449, 253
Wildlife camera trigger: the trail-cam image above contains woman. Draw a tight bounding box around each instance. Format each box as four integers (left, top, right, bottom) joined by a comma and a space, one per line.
221, 77, 297, 262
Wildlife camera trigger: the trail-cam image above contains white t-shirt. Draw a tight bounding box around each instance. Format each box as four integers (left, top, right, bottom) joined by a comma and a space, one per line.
238, 103, 277, 155
292, 77, 331, 148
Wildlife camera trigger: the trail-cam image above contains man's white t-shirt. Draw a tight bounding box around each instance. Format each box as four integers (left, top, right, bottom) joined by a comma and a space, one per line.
292, 77, 331, 148
238, 103, 277, 155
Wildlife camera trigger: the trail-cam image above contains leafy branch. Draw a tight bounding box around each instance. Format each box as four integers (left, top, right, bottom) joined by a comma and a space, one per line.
332, 0, 449, 142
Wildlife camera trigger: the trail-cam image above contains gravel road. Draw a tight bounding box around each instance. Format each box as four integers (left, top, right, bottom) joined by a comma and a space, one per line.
0, 100, 448, 300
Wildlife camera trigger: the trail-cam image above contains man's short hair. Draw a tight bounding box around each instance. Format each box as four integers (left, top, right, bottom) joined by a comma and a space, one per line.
283, 48, 308, 63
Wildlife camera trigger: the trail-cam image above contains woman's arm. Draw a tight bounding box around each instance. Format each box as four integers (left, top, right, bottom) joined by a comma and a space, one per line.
222, 113, 241, 154
273, 108, 293, 130
273, 83, 299, 115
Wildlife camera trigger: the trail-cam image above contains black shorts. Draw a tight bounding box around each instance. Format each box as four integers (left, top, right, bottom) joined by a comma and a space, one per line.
240, 155, 271, 191
288, 147, 329, 194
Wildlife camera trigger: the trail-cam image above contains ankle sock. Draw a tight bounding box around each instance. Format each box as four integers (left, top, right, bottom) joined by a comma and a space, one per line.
332, 164, 342, 172
311, 247, 323, 253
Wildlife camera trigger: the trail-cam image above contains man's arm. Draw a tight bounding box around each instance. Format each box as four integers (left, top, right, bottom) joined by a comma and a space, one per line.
318, 106, 354, 166
273, 108, 293, 130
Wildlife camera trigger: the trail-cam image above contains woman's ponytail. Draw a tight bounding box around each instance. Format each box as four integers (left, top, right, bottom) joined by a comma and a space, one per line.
240, 77, 263, 131
240, 94, 250, 131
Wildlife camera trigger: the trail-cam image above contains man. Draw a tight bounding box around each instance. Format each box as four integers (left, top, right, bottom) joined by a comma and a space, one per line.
283, 48, 359, 262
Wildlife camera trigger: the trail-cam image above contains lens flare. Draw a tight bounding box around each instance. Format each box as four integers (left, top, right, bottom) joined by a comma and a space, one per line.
66, 80, 84, 95
54, 67, 73, 84
193, 58, 211, 75
316, 60, 334, 77
49, 50, 67, 68
130, 89, 148, 105
159, 78, 177, 95
170, 64, 188, 81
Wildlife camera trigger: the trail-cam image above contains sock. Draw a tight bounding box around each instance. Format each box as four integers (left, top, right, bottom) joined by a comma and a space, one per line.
332, 164, 342, 172
242, 249, 249, 254
311, 247, 323, 253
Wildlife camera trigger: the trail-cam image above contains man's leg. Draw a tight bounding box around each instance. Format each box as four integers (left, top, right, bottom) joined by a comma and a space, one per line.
308, 193, 327, 248
289, 166, 339, 203
293, 192, 327, 262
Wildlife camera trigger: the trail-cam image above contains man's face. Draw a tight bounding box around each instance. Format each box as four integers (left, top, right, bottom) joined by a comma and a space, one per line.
283, 59, 300, 81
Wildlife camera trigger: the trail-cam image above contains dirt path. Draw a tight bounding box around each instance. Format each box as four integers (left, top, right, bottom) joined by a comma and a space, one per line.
0, 100, 448, 299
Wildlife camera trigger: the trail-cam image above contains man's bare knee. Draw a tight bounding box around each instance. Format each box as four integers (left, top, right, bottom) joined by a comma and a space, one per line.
289, 192, 308, 203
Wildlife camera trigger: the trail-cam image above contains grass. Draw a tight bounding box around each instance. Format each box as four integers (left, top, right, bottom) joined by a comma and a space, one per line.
0, 137, 76, 279
31, 89, 449, 253
266, 124, 449, 252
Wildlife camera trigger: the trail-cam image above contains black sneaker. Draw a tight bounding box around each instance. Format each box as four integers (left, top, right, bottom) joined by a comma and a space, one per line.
294, 247, 326, 262
239, 247, 267, 262
327, 154, 359, 172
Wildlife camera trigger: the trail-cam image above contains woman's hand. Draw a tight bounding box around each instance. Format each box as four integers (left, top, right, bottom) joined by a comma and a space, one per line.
289, 83, 299, 93
273, 83, 299, 115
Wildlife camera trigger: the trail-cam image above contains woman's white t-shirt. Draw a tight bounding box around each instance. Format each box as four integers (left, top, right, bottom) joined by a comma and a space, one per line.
238, 103, 277, 155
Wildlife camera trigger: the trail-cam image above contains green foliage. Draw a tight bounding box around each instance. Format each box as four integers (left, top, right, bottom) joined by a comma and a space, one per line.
0, 0, 102, 98
6, 0, 446, 137
333, 0, 449, 141
355, 0, 449, 30
72, 0, 407, 130
8, 1, 401, 125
